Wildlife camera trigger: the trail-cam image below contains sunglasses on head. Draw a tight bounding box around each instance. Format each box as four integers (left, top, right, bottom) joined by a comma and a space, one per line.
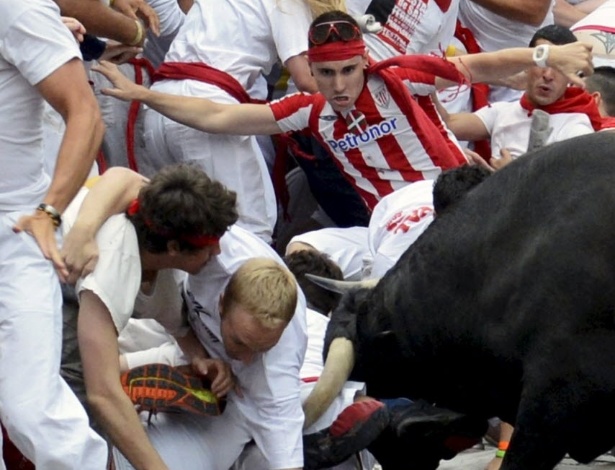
309, 20, 362, 46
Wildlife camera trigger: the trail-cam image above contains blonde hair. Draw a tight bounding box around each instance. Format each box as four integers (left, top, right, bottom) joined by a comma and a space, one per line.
305, 0, 347, 19
222, 258, 298, 329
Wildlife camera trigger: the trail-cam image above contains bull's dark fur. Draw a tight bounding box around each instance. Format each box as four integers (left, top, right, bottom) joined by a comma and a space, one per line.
324, 132, 615, 469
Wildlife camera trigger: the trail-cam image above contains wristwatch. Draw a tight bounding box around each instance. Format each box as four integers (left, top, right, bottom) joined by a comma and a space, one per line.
532, 44, 549, 68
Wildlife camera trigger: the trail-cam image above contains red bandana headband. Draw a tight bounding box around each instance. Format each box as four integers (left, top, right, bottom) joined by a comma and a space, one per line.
307, 40, 367, 62
126, 199, 220, 248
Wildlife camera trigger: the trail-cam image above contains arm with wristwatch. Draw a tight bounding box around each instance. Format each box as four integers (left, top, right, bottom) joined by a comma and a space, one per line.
434, 41, 594, 90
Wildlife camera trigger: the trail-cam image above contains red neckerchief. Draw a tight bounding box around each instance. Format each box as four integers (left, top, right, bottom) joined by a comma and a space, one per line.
601, 116, 615, 130
520, 87, 603, 131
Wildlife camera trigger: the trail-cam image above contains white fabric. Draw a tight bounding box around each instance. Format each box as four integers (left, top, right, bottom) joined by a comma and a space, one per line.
144, 0, 312, 243
130, 225, 308, 469
0, 0, 80, 211
570, 0, 615, 66
64, 190, 142, 333
0, 2, 107, 467
347, 0, 460, 59
143, 0, 186, 69
64, 189, 187, 336
474, 100, 594, 160
458, 0, 555, 103
287, 227, 371, 281
226, 307, 372, 470
0, 212, 108, 469
142, 109, 277, 242
367, 180, 435, 279
162, 0, 310, 94
570, 0, 615, 31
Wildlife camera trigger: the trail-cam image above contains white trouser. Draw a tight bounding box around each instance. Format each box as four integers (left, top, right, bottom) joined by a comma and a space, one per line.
113, 399, 251, 470
142, 107, 277, 244
0, 211, 108, 469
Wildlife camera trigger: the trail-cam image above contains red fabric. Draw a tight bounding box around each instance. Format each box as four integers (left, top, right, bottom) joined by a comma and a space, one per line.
330, 399, 385, 437
152, 62, 264, 105
96, 148, 108, 174
601, 116, 615, 130
367, 55, 469, 172
307, 40, 366, 62
126, 58, 155, 172
2, 425, 35, 470
519, 86, 603, 131
368, 54, 467, 85
454, 20, 492, 161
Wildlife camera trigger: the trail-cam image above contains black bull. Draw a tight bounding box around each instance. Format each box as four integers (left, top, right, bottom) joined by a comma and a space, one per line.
324, 132, 615, 469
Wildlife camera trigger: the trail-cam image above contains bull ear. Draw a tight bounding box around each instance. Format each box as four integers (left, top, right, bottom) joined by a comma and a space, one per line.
305, 274, 379, 294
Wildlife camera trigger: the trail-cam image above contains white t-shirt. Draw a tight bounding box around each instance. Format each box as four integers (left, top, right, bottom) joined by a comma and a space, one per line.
143, 0, 186, 69
184, 225, 308, 469
0, 0, 80, 210
155, 0, 311, 101
474, 100, 594, 160
288, 226, 371, 281
367, 180, 435, 279
346, 0, 460, 59
64, 189, 187, 335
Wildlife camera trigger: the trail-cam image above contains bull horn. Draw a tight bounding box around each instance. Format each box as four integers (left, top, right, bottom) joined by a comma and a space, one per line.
305, 273, 379, 294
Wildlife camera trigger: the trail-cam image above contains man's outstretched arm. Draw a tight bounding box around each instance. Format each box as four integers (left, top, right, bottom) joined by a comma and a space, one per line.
92, 60, 284, 136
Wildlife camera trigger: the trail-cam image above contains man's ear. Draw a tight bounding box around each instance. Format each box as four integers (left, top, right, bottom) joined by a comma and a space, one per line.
166, 240, 181, 255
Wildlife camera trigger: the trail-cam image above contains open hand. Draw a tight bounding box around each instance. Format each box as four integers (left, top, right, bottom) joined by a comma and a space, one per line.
13, 212, 69, 282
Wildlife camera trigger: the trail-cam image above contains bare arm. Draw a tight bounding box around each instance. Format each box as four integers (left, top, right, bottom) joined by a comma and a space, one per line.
92, 61, 284, 136
553, 0, 589, 27
303, 338, 355, 430
436, 42, 594, 90
79, 291, 168, 470
13, 57, 104, 281
432, 92, 491, 142
54, 0, 150, 45
554, 0, 607, 27
468, 0, 551, 25
285, 53, 318, 94
61, 167, 148, 283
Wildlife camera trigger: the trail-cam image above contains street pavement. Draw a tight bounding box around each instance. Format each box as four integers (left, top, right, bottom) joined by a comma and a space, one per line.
437, 442, 615, 469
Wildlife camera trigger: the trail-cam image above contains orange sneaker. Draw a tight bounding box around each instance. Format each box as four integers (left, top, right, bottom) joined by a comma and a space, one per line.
121, 363, 225, 417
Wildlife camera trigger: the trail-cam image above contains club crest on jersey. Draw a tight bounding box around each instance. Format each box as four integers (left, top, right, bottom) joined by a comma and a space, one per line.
345, 110, 368, 135
327, 117, 398, 152
373, 85, 391, 108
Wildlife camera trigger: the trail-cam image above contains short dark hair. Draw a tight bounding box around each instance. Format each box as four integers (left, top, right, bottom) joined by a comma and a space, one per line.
308, 10, 362, 48
529, 24, 577, 47
585, 66, 615, 117
284, 249, 344, 316
433, 165, 492, 215
128, 164, 238, 253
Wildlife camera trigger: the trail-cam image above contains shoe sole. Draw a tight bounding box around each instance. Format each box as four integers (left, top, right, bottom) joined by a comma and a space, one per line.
121, 363, 224, 416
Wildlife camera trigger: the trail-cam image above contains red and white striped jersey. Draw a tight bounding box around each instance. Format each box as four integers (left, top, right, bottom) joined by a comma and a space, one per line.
270, 71, 467, 209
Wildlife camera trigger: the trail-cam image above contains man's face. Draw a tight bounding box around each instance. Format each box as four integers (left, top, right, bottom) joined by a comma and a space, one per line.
526, 39, 570, 106
310, 54, 368, 112
219, 302, 285, 364
175, 243, 221, 275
